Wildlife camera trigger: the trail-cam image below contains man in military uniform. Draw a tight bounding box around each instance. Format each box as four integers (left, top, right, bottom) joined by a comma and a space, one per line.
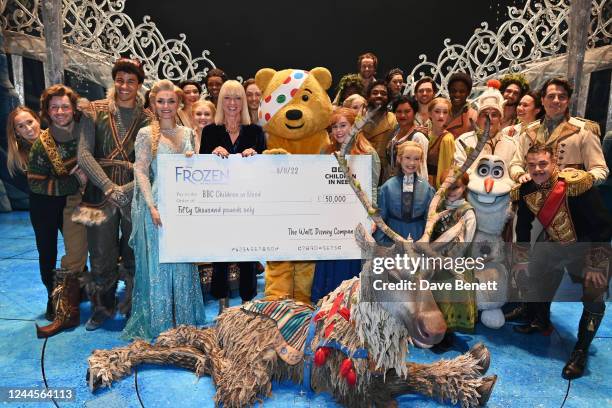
509, 77, 608, 185
512, 145, 611, 379
74, 59, 152, 330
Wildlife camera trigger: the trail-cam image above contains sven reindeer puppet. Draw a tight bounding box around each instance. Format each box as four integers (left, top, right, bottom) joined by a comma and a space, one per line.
87, 113, 497, 407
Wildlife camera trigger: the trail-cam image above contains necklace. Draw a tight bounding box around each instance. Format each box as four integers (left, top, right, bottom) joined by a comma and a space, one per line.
161, 127, 179, 136
224, 119, 240, 135
159, 126, 182, 152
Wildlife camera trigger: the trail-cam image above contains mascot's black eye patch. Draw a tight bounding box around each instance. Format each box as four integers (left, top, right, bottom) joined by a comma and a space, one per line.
301, 88, 313, 101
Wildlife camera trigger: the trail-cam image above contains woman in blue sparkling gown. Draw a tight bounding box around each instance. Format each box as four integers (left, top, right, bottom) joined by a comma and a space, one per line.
123, 80, 205, 340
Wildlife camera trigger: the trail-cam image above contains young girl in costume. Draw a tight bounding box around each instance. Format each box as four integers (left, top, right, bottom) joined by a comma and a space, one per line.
311, 107, 380, 303
428, 168, 477, 350
123, 79, 205, 340
375, 141, 434, 244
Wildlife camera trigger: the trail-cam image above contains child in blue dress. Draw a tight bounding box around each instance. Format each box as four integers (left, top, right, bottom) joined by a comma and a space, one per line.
375, 141, 434, 244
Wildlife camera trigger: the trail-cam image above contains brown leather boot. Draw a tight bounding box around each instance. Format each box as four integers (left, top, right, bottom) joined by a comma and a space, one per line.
36, 269, 81, 338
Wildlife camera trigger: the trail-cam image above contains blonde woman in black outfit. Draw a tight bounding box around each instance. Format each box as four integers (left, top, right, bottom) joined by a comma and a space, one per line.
200, 80, 266, 313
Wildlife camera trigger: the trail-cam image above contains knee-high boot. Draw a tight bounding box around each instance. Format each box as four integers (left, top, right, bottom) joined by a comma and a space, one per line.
562, 309, 604, 379
42, 269, 56, 321
44, 283, 55, 321
36, 269, 81, 338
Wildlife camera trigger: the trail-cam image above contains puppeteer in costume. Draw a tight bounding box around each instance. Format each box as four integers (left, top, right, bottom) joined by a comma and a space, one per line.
74, 59, 152, 330
423, 169, 478, 345
255, 67, 332, 304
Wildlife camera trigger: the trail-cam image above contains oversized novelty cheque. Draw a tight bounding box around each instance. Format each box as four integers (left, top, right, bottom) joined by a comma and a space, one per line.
157, 154, 372, 262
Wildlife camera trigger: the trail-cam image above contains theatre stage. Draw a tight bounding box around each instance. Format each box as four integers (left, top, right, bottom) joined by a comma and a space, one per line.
0, 211, 610, 408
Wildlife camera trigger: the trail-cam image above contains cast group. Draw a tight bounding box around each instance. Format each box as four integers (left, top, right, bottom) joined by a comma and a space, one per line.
5, 52, 610, 382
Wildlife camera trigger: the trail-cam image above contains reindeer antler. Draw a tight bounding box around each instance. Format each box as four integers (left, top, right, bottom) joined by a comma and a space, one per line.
416, 117, 490, 248
333, 108, 409, 245
334, 113, 490, 260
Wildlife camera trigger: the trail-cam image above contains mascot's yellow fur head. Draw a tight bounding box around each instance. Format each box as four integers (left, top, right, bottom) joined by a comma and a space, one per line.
255, 67, 332, 154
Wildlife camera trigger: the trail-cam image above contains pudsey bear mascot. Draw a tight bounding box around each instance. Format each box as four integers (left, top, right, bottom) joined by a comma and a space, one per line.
255, 67, 333, 304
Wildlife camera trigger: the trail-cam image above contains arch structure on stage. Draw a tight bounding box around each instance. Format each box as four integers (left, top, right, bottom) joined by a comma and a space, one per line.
0, 0, 218, 91
403, 0, 611, 92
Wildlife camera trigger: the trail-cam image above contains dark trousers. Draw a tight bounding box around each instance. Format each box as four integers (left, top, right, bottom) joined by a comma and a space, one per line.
525, 242, 608, 324
86, 208, 133, 312
29, 193, 66, 293
211, 262, 257, 301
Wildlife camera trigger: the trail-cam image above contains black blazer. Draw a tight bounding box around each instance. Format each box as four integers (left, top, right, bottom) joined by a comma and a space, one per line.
200, 124, 266, 154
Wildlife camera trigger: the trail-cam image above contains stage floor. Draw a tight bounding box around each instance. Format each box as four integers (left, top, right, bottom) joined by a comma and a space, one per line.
0, 211, 610, 408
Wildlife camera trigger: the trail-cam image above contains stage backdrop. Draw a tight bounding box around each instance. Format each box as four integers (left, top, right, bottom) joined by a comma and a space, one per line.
124, 0, 517, 88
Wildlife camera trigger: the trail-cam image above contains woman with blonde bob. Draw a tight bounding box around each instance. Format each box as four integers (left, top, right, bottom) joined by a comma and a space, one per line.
199, 79, 266, 313
124, 79, 205, 340
311, 107, 380, 302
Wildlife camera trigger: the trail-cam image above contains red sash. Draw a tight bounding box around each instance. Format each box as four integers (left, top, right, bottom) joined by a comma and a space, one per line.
536, 179, 566, 228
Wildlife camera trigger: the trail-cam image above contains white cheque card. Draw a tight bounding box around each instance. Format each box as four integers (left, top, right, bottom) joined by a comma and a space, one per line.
158, 154, 372, 262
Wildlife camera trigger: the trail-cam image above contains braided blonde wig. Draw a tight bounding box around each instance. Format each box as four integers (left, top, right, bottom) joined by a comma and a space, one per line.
149, 79, 183, 156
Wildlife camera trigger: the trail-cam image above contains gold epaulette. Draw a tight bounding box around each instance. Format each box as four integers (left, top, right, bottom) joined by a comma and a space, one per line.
510, 184, 521, 202
569, 117, 601, 137
559, 168, 593, 196
525, 120, 541, 131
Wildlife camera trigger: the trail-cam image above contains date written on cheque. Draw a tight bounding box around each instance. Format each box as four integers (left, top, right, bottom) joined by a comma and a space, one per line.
276, 166, 299, 175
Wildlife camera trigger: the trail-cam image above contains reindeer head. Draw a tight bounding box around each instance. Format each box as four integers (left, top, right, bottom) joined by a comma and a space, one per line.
355, 224, 446, 347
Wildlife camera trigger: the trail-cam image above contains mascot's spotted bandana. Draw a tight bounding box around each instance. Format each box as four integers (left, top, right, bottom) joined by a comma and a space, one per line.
258, 69, 309, 125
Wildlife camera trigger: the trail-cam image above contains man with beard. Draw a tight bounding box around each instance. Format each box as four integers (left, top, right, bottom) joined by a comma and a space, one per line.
357, 52, 377, 90
413, 76, 437, 132
509, 77, 608, 185
512, 144, 611, 379
499, 74, 529, 128
74, 59, 152, 330
362, 80, 398, 185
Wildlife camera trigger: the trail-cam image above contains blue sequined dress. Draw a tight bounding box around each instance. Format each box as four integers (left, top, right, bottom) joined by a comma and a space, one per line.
123, 126, 205, 340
